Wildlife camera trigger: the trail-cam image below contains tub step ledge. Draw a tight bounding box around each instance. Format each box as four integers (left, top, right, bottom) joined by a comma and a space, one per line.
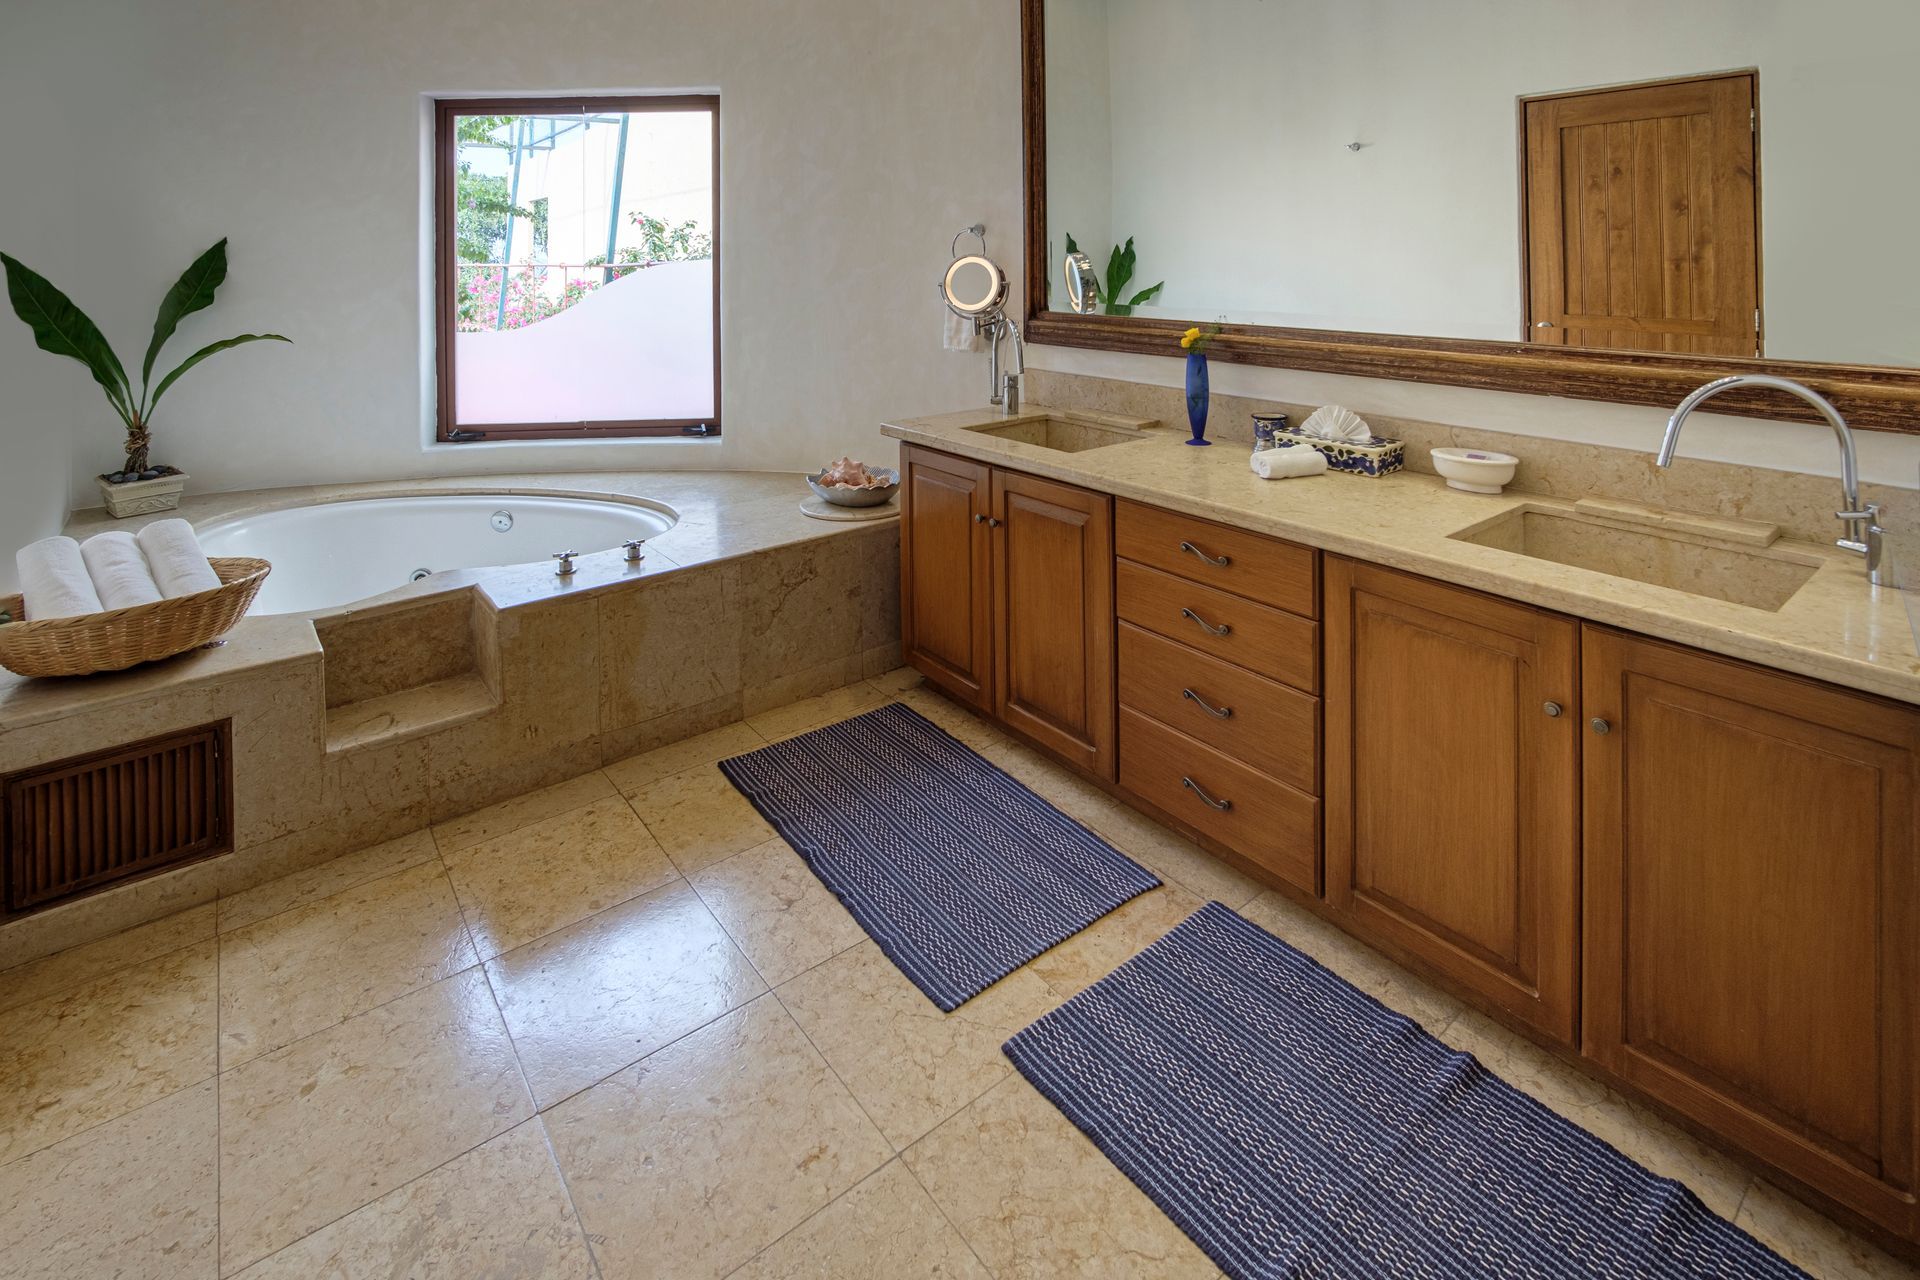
324, 672, 499, 755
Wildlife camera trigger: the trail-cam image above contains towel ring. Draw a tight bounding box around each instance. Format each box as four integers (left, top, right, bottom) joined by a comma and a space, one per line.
950, 223, 987, 258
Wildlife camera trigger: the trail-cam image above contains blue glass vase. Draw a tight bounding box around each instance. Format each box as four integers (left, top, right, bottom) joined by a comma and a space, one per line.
1185, 350, 1211, 446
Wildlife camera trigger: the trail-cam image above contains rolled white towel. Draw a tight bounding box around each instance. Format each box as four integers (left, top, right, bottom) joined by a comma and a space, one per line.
136, 519, 222, 598
80, 531, 164, 610
15, 536, 104, 620
1250, 446, 1330, 480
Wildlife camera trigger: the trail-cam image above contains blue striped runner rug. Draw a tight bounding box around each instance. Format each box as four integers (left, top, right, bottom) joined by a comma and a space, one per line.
1004, 902, 1808, 1279
718, 702, 1159, 1010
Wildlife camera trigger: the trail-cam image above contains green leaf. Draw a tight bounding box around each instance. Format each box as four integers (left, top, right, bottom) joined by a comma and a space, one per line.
143, 239, 228, 397
1125, 281, 1165, 309
2, 252, 134, 426
148, 333, 290, 411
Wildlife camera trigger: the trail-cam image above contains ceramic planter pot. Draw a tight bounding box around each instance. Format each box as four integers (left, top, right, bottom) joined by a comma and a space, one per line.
97, 469, 188, 519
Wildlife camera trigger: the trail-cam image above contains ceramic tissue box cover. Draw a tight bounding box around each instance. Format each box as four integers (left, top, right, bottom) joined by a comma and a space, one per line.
1273, 424, 1405, 477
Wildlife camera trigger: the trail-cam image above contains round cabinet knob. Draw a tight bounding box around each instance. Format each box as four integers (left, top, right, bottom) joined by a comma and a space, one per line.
1590, 717, 1612, 735
1543, 701, 1563, 718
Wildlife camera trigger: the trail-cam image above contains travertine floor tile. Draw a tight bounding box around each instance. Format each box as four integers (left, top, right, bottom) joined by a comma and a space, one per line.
231, 1121, 596, 1279
866, 665, 926, 696
779, 940, 1058, 1149
432, 770, 617, 855
487, 880, 766, 1107
626, 764, 776, 875
218, 968, 531, 1274
746, 682, 889, 743
0, 938, 217, 1165
1735, 1177, 1920, 1279
904, 1074, 1218, 1278
894, 687, 1005, 750
444, 794, 678, 959
546, 994, 890, 1280
218, 829, 440, 934
0, 902, 214, 1013
1025, 884, 1203, 1000
219, 860, 479, 1066
733, 1159, 990, 1280
690, 838, 865, 985
0, 1080, 216, 1280
604, 721, 767, 796
1078, 803, 1262, 909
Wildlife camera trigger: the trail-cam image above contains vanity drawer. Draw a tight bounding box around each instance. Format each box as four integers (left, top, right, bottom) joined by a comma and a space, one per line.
1118, 623, 1319, 794
1117, 500, 1317, 618
1116, 560, 1318, 693
1119, 707, 1319, 895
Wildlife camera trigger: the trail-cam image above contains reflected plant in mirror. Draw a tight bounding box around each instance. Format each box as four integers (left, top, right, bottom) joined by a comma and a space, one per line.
1063, 233, 1163, 316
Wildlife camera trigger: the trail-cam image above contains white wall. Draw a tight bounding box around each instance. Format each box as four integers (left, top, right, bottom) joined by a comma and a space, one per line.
0, 0, 1021, 593
1056, 0, 1920, 364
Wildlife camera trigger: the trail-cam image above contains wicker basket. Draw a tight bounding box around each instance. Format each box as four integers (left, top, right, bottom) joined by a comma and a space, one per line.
0, 557, 271, 679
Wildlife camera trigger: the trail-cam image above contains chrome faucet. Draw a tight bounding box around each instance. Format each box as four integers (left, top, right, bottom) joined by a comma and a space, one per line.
987, 315, 1024, 416
1659, 375, 1885, 586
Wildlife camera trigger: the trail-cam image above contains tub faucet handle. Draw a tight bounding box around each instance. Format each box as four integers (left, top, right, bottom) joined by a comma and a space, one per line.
622, 539, 647, 563
552, 550, 579, 577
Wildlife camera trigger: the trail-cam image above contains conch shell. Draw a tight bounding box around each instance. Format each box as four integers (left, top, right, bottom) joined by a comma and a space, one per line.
818, 456, 888, 489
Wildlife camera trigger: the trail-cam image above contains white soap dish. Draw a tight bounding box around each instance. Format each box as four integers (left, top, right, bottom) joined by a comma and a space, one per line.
1432, 447, 1519, 494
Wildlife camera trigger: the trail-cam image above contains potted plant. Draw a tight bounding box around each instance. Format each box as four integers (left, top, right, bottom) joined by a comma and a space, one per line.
2, 239, 289, 518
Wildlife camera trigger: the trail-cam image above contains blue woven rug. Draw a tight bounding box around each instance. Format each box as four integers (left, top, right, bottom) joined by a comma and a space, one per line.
1004, 902, 1808, 1279
718, 702, 1159, 1010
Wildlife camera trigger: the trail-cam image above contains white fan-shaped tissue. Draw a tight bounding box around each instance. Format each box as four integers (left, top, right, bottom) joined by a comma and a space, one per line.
1301, 404, 1372, 443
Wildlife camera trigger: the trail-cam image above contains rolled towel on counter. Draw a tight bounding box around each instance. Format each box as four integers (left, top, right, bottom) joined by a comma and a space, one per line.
1250, 446, 1330, 480
136, 518, 222, 598
15, 536, 105, 620
79, 531, 164, 610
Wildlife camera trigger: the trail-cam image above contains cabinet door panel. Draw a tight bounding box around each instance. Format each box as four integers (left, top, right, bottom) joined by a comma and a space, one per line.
1584, 627, 1920, 1238
993, 470, 1115, 778
1324, 558, 1580, 1043
900, 447, 992, 710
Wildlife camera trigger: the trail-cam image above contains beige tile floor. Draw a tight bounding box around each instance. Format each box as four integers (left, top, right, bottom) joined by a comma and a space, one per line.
0, 669, 1914, 1279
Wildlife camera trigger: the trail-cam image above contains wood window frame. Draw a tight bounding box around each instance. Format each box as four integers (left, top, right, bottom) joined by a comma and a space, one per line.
433, 94, 721, 442
1019, 0, 1920, 434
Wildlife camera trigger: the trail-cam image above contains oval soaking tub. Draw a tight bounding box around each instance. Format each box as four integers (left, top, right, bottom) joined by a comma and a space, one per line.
196, 492, 678, 615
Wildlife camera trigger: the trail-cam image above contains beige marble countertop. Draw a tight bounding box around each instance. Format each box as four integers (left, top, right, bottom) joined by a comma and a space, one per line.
2, 470, 894, 730
882, 407, 1920, 705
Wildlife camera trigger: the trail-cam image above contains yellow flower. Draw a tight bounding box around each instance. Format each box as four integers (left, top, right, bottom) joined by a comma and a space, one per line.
1179, 334, 1195, 350
1183, 327, 1202, 342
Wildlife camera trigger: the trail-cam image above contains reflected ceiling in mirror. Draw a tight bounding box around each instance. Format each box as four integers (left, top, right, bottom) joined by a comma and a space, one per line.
1041, 0, 1920, 370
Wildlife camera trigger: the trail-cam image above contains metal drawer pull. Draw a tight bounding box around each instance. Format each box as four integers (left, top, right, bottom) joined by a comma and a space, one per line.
1182, 776, 1234, 812
1543, 701, 1563, 718
1590, 717, 1612, 735
1179, 540, 1231, 568
1182, 688, 1233, 719
973, 512, 986, 524
1180, 607, 1232, 637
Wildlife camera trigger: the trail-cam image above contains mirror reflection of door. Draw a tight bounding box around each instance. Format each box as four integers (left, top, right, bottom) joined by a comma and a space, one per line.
1523, 72, 1760, 357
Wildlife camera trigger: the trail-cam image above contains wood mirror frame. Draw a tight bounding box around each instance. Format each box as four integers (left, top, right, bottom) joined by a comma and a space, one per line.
1019, 0, 1920, 434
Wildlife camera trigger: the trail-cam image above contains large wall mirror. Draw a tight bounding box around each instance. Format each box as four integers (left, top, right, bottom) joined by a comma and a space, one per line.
1022, 0, 1920, 432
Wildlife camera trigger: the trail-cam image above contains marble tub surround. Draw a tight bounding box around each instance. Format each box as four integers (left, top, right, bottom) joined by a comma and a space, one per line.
884, 405, 1920, 704
1, 471, 900, 969
1022, 368, 1920, 551
0, 670, 1909, 1280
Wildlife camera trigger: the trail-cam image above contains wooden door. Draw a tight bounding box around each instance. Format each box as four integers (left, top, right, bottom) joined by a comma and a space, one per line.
1524, 73, 1759, 356
1324, 558, 1581, 1043
900, 446, 993, 711
992, 469, 1116, 778
1584, 628, 1920, 1239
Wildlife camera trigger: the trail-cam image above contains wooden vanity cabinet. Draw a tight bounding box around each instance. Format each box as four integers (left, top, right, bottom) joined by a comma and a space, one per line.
1322, 557, 1582, 1044
900, 445, 1116, 777
1583, 627, 1920, 1240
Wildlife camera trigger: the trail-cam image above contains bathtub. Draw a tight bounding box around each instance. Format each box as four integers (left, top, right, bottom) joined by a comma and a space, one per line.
196, 492, 678, 615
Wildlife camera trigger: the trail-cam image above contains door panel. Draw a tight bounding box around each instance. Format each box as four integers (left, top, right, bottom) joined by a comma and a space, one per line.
1525, 73, 1758, 356
1584, 628, 1920, 1238
992, 470, 1115, 778
1324, 558, 1580, 1043
900, 446, 992, 711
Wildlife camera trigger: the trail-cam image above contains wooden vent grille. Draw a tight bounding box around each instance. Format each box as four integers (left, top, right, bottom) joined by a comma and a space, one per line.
3, 722, 232, 912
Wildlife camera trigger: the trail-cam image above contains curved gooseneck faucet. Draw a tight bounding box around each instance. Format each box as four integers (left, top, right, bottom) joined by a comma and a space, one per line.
1659, 374, 1885, 586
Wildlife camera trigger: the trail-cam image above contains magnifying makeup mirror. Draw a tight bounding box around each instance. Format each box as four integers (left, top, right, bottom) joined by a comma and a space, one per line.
1063, 250, 1098, 315
943, 254, 1009, 319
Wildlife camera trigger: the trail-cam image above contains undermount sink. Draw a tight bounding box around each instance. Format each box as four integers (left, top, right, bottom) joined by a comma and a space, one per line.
1449, 505, 1822, 612
965, 413, 1153, 453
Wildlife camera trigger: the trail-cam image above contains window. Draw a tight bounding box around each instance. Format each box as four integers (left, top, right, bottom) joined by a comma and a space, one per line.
434, 96, 719, 441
